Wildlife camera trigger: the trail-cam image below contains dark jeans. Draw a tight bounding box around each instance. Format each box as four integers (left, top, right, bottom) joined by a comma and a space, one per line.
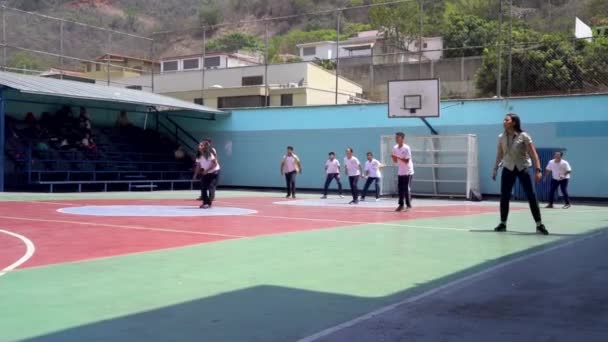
500, 167, 542, 223
361, 177, 380, 199
549, 178, 570, 205
348, 176, 360, 202
200, 171, 220, 205
398, 175, 412, 207
323, 173, 342, 196
285, 171, 297, 196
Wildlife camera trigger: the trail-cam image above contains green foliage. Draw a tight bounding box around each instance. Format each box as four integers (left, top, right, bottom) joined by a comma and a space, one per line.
581, 37, 608, 87
206, 32, 263, 52
343, 22, 372, 37
7, 52, 45, 71
443, 12, 498, 57
444, 0, 500, 20
199, 0, 223, 27
314, 58, 336, 70
370, 0, 422, 49
125, 7, 140, 31
271, 29, 346, 55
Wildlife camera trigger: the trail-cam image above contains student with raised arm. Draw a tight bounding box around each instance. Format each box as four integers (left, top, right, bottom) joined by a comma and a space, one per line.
321, 152, 343, 199
360, 152, 383, 202
545, 151, 572, 209
280, 146, 302, 199
492, 113, 548, 235
392, 132, 414, 211
344, 147, 363, 204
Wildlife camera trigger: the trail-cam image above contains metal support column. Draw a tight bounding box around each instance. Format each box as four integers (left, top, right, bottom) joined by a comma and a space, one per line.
0, 88, 5, 191
335, 11, 341, 105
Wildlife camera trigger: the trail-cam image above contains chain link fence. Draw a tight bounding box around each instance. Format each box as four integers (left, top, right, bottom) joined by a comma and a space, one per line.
0, 1, 606, 107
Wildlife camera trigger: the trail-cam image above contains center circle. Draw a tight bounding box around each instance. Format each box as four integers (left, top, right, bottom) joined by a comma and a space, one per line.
57, 205, 257, 217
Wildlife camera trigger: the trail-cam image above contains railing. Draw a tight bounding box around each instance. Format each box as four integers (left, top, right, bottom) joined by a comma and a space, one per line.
31, 170, 192, 182
157, 113, 200, 156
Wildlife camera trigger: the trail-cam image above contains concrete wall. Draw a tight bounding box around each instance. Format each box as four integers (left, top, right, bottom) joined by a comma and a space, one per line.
171, 95, 608, 198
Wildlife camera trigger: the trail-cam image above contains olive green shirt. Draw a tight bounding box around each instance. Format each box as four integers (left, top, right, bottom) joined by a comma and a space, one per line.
498, 131, 533, 171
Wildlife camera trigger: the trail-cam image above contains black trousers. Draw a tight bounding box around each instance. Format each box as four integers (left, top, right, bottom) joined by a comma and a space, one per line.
285, 171, 297, 196
200, 171, 220, 205
549, 178, 570, 205
361, 177, 380, 199
323, 173, 342, 196
348, 175, 360, 201
398, 175, 412, 207
500, 167, 542, 223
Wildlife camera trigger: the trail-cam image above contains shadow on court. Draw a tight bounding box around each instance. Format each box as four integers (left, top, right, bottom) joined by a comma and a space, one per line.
21, 229, 608, 342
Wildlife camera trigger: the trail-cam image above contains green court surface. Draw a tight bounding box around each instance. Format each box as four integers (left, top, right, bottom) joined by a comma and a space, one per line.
0, 191, 606, 342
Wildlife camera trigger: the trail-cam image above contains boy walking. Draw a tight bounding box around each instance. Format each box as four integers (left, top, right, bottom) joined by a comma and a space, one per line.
321, 152, 343, 199
392, 132, 414, 211
545, 151, 572, 209
344, 148, 363, 204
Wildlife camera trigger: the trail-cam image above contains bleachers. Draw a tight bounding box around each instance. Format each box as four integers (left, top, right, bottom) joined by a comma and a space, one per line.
7, 114, 197, 192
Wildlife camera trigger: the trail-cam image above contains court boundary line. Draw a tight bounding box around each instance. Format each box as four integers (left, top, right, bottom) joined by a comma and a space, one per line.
0, 229, 36, 277
297, 229, 607, 342
0, 215, 245, 238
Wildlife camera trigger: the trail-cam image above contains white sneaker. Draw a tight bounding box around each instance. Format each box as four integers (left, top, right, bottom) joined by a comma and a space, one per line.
339, 195, 344, 199
360, 198, 366, 202
375, 198, 380, 202
321, 195, 327, 199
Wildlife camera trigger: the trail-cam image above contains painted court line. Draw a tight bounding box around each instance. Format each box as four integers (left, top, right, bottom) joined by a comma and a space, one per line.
0, 229, 36, 277
251, 214, 473, 232
0, 215, 245, 239
24, 200, 81, 206
297, 229, 606, 342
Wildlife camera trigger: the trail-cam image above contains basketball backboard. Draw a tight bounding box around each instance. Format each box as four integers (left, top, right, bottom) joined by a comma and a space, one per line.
388, 79, 440, 118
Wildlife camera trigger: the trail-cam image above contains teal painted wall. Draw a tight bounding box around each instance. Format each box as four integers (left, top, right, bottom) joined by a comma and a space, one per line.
175, 94, 608, 198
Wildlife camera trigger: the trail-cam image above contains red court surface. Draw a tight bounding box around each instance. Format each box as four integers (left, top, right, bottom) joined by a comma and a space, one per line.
0, 197, 499, 270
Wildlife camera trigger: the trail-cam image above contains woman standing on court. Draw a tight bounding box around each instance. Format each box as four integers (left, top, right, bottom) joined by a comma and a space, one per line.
492, 113, 548, 235
195, 140, 220, 209
281, 146, 302, 199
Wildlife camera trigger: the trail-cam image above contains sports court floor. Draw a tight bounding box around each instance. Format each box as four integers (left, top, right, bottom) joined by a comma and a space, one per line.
0, 190, 607, 341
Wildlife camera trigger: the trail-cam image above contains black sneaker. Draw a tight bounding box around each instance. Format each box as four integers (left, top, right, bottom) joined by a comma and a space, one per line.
285, 194, 291, 198
562, 204, 571, 209
199, 204, 209, 209
395, 206, 404, 212
349, 200, 358, 205
494, 223, 507, 232
545, 204, 554, 208
536, 224, 549, 235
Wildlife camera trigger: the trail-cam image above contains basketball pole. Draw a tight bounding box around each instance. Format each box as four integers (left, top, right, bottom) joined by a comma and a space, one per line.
420, 117, 438, 135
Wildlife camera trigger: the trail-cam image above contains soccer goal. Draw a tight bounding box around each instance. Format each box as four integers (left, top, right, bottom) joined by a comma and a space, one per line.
380, 134, 480, 199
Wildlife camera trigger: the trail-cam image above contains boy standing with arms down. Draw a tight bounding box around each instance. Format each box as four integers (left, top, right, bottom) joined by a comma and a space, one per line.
344, 147, 363, 204
280, 146, 302, 199
321, 152, 343, 199
392, 132, 414, 211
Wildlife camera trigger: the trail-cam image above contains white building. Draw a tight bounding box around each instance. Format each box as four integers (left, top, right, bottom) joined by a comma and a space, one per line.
115, 62, 365, 109
297, 30, 443, 62
160, 52, 261, 73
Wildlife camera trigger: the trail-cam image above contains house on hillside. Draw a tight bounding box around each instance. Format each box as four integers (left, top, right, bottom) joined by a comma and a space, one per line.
40, 68, 95, 83
111, 62, 365, 109
80, 53, 160, 80
160, 52, 262, 73
297, 30, 443, 63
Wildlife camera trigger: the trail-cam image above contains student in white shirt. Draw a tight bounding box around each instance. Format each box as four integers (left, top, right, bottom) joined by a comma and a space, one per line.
280, 146, 302, 199
344, 147, 363, 204
361, 152, 383, 201
193, 139, 218, 201
193, 140, 220, 209
321, 152, 343, 199
391, 132, 414, 211
545, 151, 572, 209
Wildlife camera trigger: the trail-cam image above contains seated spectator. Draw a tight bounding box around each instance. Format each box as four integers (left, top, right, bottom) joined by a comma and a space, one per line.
174, 146, 186, 160
24, 112, 36, 125
116, 110, 131, 128
78, 107, 92, 132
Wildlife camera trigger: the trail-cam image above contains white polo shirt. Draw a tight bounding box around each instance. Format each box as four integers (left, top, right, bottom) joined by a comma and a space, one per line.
546, 159, 571, 180
198, 153, 220, 173
393, 144, 414, 176
365, 159, 382, 178
344, 156, 361, 177
325, 159, 340, 174
283, 155, 299, 173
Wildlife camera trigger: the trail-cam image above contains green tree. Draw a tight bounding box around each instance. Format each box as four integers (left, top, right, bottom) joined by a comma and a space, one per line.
581, 37, 608, 87
7, 52, 45, 72
199, 0, 223, 27
206, 32, 263, 52
442, 13, 498, 57
444, 0, 500, 20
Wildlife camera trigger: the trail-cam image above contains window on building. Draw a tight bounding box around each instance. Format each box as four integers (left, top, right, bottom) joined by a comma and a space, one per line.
204, 56, 221, 67
281, 94, 293, 106
162, 60, 179, 72
126, 85, 143, 90
194, 98, 204, 105
218, 95, 267, 109
183, 58, 200, 70
303, 46, 316, 56
242, 75, 264, 86
95, 63, 101, 72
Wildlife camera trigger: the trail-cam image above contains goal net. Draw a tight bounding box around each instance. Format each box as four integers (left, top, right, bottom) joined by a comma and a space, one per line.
380, 134, 480, 199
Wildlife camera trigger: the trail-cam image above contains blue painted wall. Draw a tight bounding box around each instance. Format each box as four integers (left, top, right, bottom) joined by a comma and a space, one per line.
174, 94, 608, 198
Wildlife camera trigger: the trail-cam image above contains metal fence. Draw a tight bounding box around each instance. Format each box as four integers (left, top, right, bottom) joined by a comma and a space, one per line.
0, 0, 606, 107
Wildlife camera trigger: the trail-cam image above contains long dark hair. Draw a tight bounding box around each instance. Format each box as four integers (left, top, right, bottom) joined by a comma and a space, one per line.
506, 113, 523, 133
